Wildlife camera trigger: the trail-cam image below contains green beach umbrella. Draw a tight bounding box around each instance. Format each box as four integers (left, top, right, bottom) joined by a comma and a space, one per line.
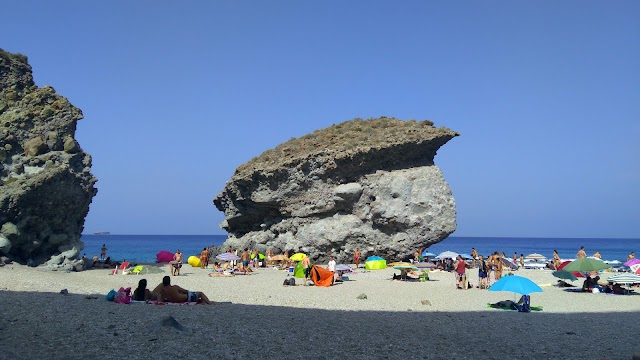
552, 270, 578, 282
562, 258, 610, 273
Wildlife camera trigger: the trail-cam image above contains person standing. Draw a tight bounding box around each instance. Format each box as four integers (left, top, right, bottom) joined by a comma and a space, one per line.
454, 255, 469, 289
477, 255, 488, 289
353, 248, 361, 269
553, 250, 561, 270
593, 251, 602, 259
576, 246, 587, 259
302, 256, 312, 286
628, 252, 635, 261
471, 248, 479, 268
171, 249, 184, 276
520, 254, 525, 269
200, 247, 209, 269
100, 244, 107, 260
512, 252, 518, 265
241, 248, 251, 274
495, 257, 504, 281
327, 256, 336, 281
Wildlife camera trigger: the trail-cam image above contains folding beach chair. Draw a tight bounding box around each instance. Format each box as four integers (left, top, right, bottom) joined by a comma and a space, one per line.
112, 261, 130, 275
130, 265, 144, 275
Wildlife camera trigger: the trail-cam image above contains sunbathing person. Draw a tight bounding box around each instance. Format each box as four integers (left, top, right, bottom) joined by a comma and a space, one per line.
153, 276, 214, 304
132, 279, 157, 301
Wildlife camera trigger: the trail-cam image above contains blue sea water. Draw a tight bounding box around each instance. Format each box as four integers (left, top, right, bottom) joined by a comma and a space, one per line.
81, 235, 639, 264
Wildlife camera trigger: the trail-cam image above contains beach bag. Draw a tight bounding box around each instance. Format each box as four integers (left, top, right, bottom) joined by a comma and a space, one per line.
105, 289, 117, 301
114, 287, 131, 304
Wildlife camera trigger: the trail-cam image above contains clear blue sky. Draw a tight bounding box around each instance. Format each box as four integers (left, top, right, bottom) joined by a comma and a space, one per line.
2, 1, 638, 238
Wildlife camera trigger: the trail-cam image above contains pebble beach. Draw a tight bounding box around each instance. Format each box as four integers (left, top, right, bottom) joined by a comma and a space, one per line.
1, 264, 639, 359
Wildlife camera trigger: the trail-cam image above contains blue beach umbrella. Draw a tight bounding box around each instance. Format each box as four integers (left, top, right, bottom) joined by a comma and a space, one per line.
422, 251, 436, 257
488, 275, 543, 296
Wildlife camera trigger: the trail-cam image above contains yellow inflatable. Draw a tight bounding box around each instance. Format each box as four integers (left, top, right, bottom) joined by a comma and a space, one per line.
187, 255, 201, 267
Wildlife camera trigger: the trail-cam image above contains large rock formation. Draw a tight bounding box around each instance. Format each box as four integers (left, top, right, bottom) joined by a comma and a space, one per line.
214, 117, 459, 262
0, 49, 97, 270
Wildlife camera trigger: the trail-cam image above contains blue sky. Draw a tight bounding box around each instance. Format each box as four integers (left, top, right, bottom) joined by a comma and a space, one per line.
2, 1, 638, 237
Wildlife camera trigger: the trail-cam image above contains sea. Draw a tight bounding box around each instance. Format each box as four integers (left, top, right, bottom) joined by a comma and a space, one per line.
81, 235, 639, 264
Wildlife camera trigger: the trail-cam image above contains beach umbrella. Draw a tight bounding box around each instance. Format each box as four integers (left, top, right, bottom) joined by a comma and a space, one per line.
289, 253, 307, 261
488, 275, 543, 295
393, 264, 418, 270
501, 257, 518, 270
605, 273, 640, 284
388, 261, 414, 267
415, 262, 437, 269
525, 253, 547, 261
335, 264, 352, 271
156, 251, 174, 263
624, 259, 640, 267
250, 253, 266, 260
436, 251, 459, 260
562, 258, 610, 273
216, 252, 241, 261
552, 270, 578, 282
422, 250, 436, 257
629, 264, 640, 274
557, 261, 584, 278
365, 256, 386, 270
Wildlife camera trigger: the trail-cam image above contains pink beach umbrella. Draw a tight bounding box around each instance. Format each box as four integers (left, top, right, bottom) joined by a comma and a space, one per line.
156, 251, 174, 263
623, 259, 640, 267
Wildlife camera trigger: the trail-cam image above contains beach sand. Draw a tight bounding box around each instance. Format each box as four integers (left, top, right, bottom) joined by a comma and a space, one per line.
1, 264, 639, 359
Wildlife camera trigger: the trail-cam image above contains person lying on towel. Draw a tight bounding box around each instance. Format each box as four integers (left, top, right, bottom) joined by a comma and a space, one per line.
153, 276, 214, 304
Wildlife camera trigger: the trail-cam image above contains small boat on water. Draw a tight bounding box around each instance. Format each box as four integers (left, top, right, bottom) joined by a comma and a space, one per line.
94, 231, 111, 235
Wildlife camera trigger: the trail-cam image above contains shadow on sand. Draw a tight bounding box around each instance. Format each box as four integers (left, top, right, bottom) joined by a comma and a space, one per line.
0, 290, 638, 359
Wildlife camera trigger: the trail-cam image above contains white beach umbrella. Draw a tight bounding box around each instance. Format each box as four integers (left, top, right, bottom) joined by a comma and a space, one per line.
629, 264, 640, 275
436, 251, 459, 260
525, 253, 547, 261
605, 273, 640, 284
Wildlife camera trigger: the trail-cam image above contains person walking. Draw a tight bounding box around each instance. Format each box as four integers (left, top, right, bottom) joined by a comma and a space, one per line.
353, 248, 361, 269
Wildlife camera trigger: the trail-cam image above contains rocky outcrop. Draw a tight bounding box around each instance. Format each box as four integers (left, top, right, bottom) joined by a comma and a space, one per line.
214, 117, 459, 263
0, 49, 97, 270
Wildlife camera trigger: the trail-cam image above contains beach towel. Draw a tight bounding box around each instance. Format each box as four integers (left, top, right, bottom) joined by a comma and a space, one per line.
487, 303, 542, 311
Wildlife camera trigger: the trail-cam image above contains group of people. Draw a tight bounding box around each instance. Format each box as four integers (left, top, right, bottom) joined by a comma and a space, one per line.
132, 276, 214, 304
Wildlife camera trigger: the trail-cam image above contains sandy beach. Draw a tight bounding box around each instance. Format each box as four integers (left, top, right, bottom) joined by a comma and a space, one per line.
1, 264, 639, 359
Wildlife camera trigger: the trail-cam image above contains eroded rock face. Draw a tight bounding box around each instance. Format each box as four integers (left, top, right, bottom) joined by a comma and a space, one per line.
214, 117, 458, 262
0, 49, 97, 269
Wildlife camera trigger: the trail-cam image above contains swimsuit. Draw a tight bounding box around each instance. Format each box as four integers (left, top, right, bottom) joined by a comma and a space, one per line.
187, 291, 197, 302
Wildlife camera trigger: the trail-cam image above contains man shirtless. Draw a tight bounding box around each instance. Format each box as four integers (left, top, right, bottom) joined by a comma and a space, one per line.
302, 256, 312, 286
576, 246, 587, 259
240, 248, 251, 274
153, 276, 213, 304
171, 249, 184, 276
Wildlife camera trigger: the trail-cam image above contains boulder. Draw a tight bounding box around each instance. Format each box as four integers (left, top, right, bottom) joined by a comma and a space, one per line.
0, 234, 11, 253
214, 117, 458, 263
0, 49, 97, 268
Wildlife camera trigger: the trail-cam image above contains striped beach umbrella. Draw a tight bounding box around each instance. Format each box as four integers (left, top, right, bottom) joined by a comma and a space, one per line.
525, 253, 547, 260
630, 264, 640, 275
604, 273, 640, 284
